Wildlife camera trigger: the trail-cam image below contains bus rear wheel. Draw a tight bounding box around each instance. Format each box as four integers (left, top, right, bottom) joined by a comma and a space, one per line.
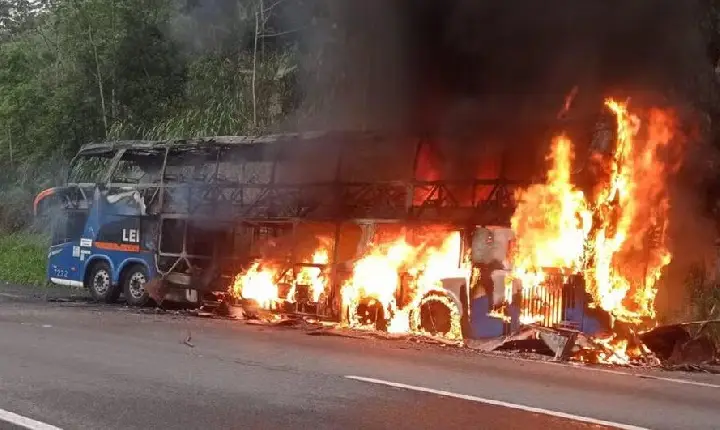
123, 265, 150, 307
87, 261, 119, 303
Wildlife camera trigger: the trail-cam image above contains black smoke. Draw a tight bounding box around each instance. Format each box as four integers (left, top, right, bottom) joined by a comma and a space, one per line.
288, 0, 713, 136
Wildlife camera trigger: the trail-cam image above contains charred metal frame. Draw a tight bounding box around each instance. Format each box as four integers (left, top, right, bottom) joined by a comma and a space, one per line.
67, 134, 529, 313
67, 134, 527, 228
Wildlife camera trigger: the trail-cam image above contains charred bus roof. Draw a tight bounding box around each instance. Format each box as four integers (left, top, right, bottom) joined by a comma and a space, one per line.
75, 132, 391, 157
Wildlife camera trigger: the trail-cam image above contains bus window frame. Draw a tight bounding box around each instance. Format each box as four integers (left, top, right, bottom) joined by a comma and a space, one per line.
66, 149, 121, 187
104, 148, 167, 188
49, 208, 90, 247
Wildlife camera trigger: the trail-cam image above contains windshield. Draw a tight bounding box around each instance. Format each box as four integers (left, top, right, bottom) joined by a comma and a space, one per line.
68, 153, 115, 184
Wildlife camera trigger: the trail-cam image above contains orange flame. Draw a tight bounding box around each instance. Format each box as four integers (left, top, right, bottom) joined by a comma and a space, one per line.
297, 248, 330, 302
341, 237, 413, 322
507, 135, 592, 324
342, 230, 467, 340
507, 97, 680, 363
585, 99, 676, 324
232, 262, 279, 309
232, 240, 331, 309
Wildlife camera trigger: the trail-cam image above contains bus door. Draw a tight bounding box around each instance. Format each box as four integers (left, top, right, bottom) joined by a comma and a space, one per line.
48, 208, 90, 286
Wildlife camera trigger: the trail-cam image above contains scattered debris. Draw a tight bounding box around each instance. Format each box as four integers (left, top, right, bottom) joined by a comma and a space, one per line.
270, 318, 306, 328
535, 326, 578, 361
641, 319, 720, 369
194, 310, 215, 318
137, 307, 169, 315
305, 328, 366, 339
144, 278, 167, 307
662, 363, 720, 374
213, 300, 232, 317
46, 296, 92, 303
182, 331, 195, 348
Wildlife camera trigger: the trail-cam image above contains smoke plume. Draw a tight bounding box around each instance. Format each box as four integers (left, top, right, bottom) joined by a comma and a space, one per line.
289, 1, 711, 133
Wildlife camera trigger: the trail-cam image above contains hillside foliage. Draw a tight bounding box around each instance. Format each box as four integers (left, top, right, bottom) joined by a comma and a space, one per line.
0, 0, 316, 232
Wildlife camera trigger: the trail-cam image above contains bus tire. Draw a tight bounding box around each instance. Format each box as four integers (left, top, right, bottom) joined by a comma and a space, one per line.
86, 261, 119, 303
122, 264, 150, 307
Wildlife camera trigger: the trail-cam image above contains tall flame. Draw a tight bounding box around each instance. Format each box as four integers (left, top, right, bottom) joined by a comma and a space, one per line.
508, 98, 678, 335
511, 135, 592, 272
584, 99, 676, 323
342, 238, 416, 312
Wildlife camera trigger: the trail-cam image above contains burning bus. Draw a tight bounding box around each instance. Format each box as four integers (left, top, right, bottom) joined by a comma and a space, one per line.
34, 98, 682, 355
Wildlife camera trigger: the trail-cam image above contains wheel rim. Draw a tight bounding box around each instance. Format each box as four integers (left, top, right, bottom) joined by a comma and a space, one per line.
93, 270, 111, 295
128, 272, 147, 300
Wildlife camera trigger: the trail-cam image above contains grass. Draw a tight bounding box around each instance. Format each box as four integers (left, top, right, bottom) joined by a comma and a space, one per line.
0, 233, 48, 286
685, 264, 720, 321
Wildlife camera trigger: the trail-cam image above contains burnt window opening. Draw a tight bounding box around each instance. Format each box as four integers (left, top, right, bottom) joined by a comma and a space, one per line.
160, 219, 185, 254
186, 222, 223, 257
163, 148, 219, 183
110, 150, 165, 185
159, 218, 233, 258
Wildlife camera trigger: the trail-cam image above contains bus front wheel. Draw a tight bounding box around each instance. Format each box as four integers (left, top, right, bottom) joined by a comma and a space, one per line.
123, 265, 150, 307
86, 261, 119, 303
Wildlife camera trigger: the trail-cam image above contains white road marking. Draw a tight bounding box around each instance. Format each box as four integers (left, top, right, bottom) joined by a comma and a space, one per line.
345, 375, 649, 430
582, 366, 720, 389
478, 352, 720, 390
544, 360, 720, 389
0, 408, 63, 430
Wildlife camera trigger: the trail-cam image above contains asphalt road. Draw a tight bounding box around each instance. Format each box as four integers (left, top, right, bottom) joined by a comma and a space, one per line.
0, 286, 719, 430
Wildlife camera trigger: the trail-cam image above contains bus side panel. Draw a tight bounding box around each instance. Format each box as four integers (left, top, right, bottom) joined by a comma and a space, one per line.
89, 190, 158, 284
47, 243, 85, 287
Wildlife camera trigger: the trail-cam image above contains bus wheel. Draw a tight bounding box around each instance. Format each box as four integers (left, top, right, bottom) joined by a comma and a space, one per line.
87, 262, 118, 303
123, 265, 150, 307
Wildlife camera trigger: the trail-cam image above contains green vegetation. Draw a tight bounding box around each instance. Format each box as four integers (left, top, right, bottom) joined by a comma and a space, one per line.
0, 0, 336, 284
686, 264, 720, 321
0, 0, 304, 167
0, 232, 48, 286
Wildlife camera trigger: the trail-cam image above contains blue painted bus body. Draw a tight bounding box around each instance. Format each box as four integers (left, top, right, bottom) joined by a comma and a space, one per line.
467, 282, 606, 338
46, 187, 156, 289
